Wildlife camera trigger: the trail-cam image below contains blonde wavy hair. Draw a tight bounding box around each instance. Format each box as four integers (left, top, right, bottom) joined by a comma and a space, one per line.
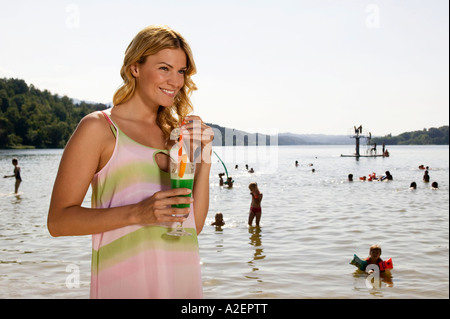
113, 25, 197, 138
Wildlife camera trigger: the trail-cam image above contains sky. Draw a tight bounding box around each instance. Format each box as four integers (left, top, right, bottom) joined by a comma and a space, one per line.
0, 0, 448, 136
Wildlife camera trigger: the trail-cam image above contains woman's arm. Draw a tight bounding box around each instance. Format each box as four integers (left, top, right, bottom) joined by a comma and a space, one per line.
48, 112, 130, 236
47, 112, 190, 237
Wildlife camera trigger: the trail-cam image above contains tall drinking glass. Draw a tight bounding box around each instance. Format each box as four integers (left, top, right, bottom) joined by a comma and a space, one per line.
167, 160, 195, 236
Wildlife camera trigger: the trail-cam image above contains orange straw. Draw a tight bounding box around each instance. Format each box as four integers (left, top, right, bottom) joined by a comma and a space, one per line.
178, 120, 185, 158
178, 120, 186, 177
178, 154, 187, 178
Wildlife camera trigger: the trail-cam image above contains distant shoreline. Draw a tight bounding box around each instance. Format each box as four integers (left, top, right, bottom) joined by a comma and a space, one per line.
1, 78, 447, 149
2, 145, 36, 150
1, 144, 448, 151
207, 123, 449, 147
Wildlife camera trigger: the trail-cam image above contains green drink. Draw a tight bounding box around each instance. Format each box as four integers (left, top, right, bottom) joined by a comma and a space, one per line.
170, 160, 195, 211
170, 178, 194, 208
168, 160, 195, 237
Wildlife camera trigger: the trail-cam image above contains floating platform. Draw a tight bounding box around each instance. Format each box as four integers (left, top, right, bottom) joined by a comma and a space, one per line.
341, 125, 389, 158
340, 154, 387, 158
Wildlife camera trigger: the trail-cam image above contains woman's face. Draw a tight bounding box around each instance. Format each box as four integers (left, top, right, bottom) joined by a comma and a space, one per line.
132, 48, 187, 109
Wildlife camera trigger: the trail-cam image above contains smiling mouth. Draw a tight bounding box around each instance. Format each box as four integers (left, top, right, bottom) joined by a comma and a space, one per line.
160, 88, 176, 97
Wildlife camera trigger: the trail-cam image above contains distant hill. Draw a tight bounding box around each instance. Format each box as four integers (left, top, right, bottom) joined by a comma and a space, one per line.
207, 123, 353, 146
207, 124, 449, 146
371, 126, 449, 145
1, 77, 448, 148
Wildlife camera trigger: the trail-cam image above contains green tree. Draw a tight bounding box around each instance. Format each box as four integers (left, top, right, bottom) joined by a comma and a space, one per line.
0, 77, 110, 149
373, 126, 449, 145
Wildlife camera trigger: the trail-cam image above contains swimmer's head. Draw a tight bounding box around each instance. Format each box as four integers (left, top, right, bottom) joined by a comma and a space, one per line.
369, 244, 382, 257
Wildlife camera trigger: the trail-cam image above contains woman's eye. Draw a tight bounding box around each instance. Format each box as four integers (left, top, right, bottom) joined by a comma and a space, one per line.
178, 69, 186, 75
159, 66, 169, 71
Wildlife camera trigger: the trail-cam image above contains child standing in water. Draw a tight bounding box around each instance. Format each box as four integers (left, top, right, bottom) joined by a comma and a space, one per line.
365, 244, 392, 276
3, 158, 22, 194
365, 244, 383, 267
211, 212, 225, 227
248, 182, 263, 226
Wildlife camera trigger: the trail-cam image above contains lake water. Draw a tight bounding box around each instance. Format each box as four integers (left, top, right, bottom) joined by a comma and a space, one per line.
0, 145, 448, 299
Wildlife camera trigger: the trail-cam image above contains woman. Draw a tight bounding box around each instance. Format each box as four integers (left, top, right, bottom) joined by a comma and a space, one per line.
47, 25, 213, 298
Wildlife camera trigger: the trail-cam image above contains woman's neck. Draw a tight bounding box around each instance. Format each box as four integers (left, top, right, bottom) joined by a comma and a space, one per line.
118, 93, 160, 125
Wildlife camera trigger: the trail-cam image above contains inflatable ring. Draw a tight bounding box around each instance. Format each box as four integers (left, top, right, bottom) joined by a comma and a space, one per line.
350, 254, 393, 271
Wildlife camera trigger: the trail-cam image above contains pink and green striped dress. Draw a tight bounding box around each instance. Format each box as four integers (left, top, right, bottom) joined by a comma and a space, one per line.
89, 110, 203, 299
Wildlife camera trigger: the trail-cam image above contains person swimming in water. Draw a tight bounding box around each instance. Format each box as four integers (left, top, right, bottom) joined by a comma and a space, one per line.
423, 170, 430, 183
380, 170, 393, 181
226, 176, 233, 188
365, 244, 392, 275
211, 212, 225, 227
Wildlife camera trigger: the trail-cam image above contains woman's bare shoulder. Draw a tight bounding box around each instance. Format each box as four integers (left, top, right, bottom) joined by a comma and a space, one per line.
74, 111, 112, 137
66, 110, 113, 149
79, 110, 109, 128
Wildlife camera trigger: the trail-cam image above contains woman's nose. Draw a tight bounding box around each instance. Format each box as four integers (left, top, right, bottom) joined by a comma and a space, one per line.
167, 71, 184, 88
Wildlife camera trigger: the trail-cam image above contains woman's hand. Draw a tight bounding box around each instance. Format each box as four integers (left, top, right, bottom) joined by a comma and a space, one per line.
181, 115, 214, 164
133, 188, 194, 224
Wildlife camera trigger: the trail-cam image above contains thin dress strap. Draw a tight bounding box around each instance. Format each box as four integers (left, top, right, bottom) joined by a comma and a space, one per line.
101, 111, 117, 137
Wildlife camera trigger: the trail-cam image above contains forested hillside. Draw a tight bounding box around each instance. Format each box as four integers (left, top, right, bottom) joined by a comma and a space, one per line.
0, 77, 108, 148
372, 126, 449, 145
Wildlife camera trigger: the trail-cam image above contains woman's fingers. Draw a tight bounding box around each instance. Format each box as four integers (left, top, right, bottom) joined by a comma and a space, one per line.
181, 117, 214, 155
176, 115, 214, 163
182, 116, 214, 141
140, 189, 193, 223
153, 188, 191, 200
151, 189, 193, 208
155, 195, 193, 208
